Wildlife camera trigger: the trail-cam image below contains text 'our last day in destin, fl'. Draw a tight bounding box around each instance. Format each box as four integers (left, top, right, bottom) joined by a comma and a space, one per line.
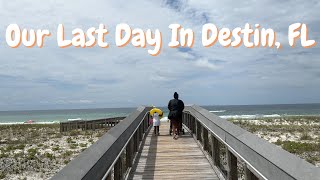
3, 23, 317, 56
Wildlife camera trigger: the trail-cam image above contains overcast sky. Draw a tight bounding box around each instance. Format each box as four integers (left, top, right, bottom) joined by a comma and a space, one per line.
0, 0, 320, 110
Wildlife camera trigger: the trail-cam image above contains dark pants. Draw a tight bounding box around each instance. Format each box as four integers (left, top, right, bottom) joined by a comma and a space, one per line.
154, 126, 159, 135
170, 118, 183, 135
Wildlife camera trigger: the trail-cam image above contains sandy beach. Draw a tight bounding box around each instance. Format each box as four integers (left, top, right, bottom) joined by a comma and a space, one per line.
0, 124, 108, 180
0, 115, 319, 179
228, 116, 320, 167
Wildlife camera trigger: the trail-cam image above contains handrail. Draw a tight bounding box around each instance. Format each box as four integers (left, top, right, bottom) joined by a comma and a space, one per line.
183, 105, 320, 180
60, 117, 125, 132
51, 106, 152, 180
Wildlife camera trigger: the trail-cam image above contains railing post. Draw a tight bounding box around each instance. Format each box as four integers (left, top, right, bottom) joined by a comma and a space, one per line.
196, 121, 201, 141
182, 113, 185, 125
211, 135, 220, 166
138, 124, 142, 141
126, 138, 133, 168
134, 131, 139, 152
148, 113, 150, 125
144, 115, 148, 131
185, 113, 189, 128
227, 150, 237, 180
188, 114, 192, 132
114, 156, 123, 180
203, 127, 208, 151
141, 119, 145, 134
191, 116, 196, 134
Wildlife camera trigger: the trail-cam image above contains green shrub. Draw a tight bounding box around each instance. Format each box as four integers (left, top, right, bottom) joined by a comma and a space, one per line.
248, 126, 258, 133
79, 143, 87, 148
44, 152, 55, 160
66, 137, 72, 143
52, 146, 60, 151
300, 132, 313, 140
27, 148, 38, 160
14, 152, 23, 158
70, 130, 81, 136
69, 143, 78, 149
274, 139, 282, 145
281, 141, 320, 154
6, 145, 15, 152
63, 159, 70, 164
16, 144, 25, 150
30, 131, 40, 138
37, 144, 44, 147
95, 132, 104, 137
61, 151, 73, 158
0, 171, 6, 179
0, 153, 8, 158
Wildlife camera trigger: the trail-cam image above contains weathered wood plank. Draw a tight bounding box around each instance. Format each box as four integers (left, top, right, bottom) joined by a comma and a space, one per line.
130, 122, 218, 180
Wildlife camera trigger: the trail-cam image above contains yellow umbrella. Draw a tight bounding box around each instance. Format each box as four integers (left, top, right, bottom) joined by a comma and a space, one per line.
150, 107, 163, 117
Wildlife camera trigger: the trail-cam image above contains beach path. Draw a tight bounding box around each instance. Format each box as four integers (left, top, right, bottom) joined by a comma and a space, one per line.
129, 122, 219, 180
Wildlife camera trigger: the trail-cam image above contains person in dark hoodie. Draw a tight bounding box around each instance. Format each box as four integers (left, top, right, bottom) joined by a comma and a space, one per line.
168, 92, 184, 139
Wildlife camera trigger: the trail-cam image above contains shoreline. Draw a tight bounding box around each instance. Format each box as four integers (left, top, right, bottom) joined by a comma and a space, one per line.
0, 122, 60, 125
1, 114, 320, 125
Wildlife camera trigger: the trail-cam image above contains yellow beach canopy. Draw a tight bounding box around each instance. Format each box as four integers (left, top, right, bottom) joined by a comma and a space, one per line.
150, 108, 163, 117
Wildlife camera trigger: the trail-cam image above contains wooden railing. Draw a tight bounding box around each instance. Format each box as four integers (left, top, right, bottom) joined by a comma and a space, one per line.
51, 106, 151, 180
60, 117, 125, 132
183, 105, 320, 180
52, 105, 320, 180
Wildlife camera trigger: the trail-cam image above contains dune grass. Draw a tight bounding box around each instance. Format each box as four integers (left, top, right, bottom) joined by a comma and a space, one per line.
228, 116, 320, 166
0, 124, 108, 179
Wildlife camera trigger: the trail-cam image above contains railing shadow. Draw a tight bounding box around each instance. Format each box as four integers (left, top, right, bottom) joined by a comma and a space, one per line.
129, 129, 158, 179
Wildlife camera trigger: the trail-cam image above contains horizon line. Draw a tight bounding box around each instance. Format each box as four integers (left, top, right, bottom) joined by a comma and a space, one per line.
1, 102, 320, 112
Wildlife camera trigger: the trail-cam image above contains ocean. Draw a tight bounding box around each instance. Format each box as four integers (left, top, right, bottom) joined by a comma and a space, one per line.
1, 104, 320, 124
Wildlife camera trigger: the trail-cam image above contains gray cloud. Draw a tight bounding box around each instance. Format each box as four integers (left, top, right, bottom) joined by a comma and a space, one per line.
0, 0, 319, 110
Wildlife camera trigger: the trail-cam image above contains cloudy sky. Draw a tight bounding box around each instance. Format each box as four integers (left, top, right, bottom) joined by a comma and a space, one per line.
0, 0, 319, 110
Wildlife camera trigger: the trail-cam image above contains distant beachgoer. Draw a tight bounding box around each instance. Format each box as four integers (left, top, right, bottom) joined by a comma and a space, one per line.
150, 107, 163, 136
168, 92, 184, 139
152, 112, 160, 135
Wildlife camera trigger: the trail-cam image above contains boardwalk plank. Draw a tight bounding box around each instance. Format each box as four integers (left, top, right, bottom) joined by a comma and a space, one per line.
130, 122, 219, 180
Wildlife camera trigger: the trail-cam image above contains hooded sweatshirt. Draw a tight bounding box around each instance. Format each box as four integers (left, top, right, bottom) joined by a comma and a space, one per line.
168, 93, 184, 120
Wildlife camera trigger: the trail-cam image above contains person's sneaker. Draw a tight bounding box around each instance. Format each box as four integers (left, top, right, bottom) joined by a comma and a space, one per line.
173, 134, 178, 140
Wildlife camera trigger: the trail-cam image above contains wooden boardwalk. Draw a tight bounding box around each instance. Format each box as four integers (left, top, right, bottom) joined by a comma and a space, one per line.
130, 122, 219, 180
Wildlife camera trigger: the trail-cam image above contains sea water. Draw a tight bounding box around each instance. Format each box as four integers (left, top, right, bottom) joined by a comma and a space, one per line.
0, 108, 134, 124
1, 104, 320, 124
203, 103, 320, 119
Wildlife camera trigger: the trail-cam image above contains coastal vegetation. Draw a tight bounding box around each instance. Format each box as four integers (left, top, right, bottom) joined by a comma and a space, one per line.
228, 116, 320, 167
1, 116, 319, 179
0, 124, 108, 179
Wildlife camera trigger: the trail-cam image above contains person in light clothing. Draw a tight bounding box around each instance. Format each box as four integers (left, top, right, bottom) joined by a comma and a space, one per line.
150, 107, 163, 136
152, 112, 160, 136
